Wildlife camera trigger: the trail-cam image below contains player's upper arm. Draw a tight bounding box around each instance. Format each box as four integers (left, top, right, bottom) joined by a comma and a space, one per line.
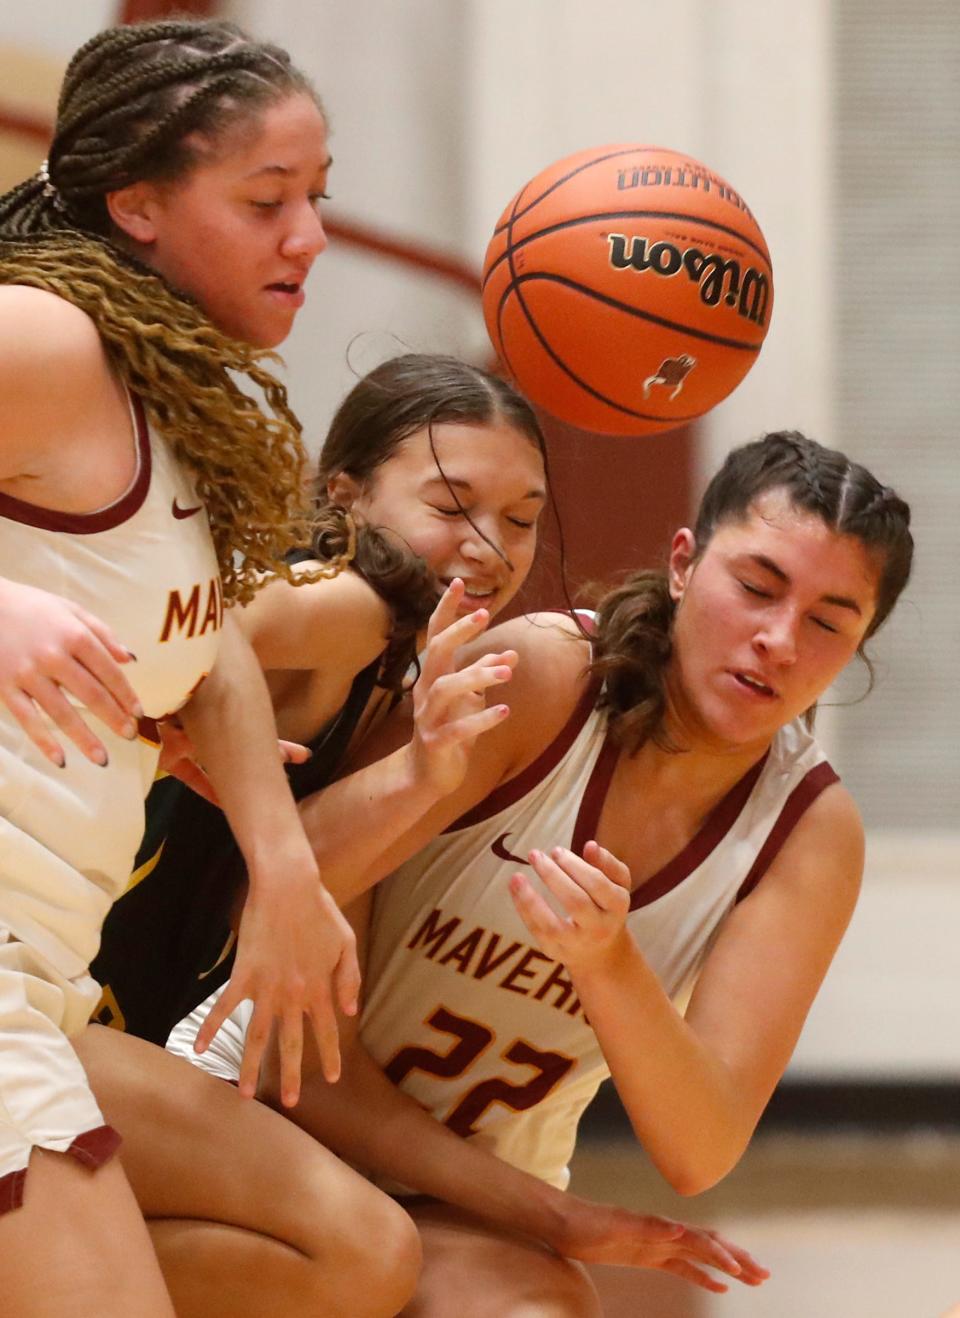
684, 780, 864, 1113
238, 565, 391, 675
0, 286, 106, 479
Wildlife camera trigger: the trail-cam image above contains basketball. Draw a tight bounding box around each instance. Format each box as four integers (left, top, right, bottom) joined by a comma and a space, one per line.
481, 144, 773, 436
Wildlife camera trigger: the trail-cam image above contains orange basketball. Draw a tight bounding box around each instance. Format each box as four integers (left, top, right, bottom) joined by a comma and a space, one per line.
481, 144, 773, 436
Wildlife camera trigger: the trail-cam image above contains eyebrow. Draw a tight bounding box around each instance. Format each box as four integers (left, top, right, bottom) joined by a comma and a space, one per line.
244, 156, 333, 180
422, 475, 546, 501
747, 553, 863, 615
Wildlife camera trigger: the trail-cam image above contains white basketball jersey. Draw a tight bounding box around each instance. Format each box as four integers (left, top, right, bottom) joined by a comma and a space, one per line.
0, 393, 222, 981
361, 692, 838, 1190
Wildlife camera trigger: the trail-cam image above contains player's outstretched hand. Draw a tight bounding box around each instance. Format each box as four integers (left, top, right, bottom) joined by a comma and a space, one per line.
194, 856, 360, 1107
557, 1194, 769, 1294
509, 839, 632, 976
409, 577, 517, 797
0, 578, 143, 767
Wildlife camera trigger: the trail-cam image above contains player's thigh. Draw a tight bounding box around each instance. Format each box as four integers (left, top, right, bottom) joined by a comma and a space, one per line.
75, 1023, 417, 1265
0, 1149, 173, 1317
404, 1200, 602, 1318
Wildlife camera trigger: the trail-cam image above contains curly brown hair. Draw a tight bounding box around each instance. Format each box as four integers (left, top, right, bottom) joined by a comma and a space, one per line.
0, 18, 332, 604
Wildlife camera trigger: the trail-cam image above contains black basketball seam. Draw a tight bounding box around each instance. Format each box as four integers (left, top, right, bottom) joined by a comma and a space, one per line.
495, 277, 707, 426
482, 208, 772, 293
504, 271, 762, 353
492, 147, 761, 241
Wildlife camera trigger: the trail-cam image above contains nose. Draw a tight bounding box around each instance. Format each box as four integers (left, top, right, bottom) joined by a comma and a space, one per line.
280, 202, 327, 262
753, 606, 798, 666
460, 516, 511, 573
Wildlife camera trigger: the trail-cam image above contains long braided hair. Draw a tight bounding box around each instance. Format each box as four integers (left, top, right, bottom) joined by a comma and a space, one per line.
590, 430, 914, 752
0, 19, 332, 604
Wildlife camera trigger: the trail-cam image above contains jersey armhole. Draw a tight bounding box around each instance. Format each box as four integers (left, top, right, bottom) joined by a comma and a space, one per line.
735, 761, 841, 903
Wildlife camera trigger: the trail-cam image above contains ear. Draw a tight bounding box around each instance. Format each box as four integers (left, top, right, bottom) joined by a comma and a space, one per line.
105, 181, 164, 246
326, 471, 364, 510
667, 528, 697, 602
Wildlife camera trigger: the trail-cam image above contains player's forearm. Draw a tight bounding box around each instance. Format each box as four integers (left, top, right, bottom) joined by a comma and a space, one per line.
573, 936, 751, 1195
265, 1040, 571, 1248
298, 744, 441, 905
179, 615, 313, 879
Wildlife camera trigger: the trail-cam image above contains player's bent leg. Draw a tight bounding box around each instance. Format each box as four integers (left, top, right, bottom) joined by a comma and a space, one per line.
0, 1149, 175, 1317
75, 1024, 421, 1318
403, 1200, 602, 1318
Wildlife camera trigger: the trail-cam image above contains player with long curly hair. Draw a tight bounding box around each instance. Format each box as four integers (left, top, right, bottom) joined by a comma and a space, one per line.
0, 18, 367, 1315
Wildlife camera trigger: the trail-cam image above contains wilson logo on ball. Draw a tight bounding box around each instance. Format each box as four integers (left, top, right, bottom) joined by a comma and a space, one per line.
607, 234, 770, 328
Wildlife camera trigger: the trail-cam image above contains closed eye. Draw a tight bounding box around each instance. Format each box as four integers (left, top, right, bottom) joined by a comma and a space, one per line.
739, 580, 771, 599
812, 616, 840, 634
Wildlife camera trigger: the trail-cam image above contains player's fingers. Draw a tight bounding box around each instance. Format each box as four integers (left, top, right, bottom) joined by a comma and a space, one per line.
508, 873, 568, 942
543, 846, 630, 917
428, 703, 511, 750
193, 983, 241, 1056
424, 577, 465, 646
582, 840, 633, 891
420, 605, 491, 682
277, 1009, 305, 1108
421, 660, 515, 726
69, 625, 144, 719
237, 1001, 273, 1100
279, 739, 312, 765
50, 657, 140, 743
0, 686, 67, 766
527, 848, 599, 921
699, 1235, 768, 1283
676, 1228, 743, 1276
19, 675, 112, 766
307, 995, 341, 1085
333, 943, 361, 1019
661, 1259, 729, 1294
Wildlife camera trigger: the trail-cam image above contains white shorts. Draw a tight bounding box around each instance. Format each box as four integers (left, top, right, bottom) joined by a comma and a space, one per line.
167, 988, 249, 1085
0, 927, 119, 1214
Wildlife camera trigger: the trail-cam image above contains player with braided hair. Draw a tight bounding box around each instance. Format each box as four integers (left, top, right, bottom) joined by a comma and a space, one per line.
175, 430, 913, 1313
0, 17, 384, 1317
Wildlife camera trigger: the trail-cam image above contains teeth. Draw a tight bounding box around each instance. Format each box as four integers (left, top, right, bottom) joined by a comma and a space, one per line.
740, 674, 771, 693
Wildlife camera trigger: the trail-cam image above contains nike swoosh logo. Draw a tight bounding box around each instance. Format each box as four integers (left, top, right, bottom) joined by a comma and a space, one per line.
492, 832, 528, 865
172, 498, 203, 520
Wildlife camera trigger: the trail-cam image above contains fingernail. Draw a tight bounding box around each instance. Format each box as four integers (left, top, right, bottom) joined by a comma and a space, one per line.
125, 649, 138, 661
123, 720, 138, 740
496, 704, 509, 717
132, 702, 144, 719
93, 748, 109, 767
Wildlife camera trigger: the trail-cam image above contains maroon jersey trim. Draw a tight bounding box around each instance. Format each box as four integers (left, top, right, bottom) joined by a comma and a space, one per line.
626, 753, 770, 910
735, 760, 840, 902
443, 611, 597, 835
0, 1124, 122, 1217
0, 393, 152, 534
445, 675, 603, 833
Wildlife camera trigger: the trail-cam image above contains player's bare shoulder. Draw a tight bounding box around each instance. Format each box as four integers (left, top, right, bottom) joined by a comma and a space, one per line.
0, 287, 111, 477
762, 777, 865, 913
465, 609, 595, 749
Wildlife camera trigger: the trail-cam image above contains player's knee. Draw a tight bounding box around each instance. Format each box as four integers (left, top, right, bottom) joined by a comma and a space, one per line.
319, 1193, 421, 1317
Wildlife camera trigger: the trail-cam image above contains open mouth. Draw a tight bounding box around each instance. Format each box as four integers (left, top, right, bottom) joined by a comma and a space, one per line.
732, 671, 777, 698
265, 281, 305, 304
